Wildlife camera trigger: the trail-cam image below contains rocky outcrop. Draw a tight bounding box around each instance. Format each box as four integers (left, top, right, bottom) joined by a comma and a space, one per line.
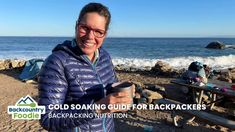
114, 61, 184, 77
151, 61, 182, 77
150, 61, 235, 83
115, 61, 235, 83
132, 81, 165, 104
228, 68, 235, 83
205, 41, 225, 49
0, 60, 26, 70
115, 64, 126, 71
211, 68, 235, 83
218, 70, 232, 83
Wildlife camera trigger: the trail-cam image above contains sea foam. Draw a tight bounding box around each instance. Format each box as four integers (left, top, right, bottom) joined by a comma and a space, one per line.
112, 54, 235, 70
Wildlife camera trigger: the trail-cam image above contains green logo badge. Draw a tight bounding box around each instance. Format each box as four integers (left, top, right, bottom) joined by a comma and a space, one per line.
8, 95, 45, 120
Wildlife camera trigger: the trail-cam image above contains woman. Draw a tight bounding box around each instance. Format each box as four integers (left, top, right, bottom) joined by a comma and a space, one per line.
38, 3, 132, 132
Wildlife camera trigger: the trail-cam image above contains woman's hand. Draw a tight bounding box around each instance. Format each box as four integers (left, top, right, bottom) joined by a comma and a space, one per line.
95, 91, 132, 113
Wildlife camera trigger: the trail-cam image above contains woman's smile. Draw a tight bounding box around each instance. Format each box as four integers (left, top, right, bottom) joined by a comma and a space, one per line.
82, 40, 96, 48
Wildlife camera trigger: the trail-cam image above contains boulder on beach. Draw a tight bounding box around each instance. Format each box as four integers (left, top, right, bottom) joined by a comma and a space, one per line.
0, 59, 26, 70
151, 61, 181, 77
229, 67, 235, 82
205, 41, 225, 49
218, 70, 232, 83
132, 81, 164, 104
0, 60, 5, 70
151, 61, 172, 74
212, 68, 235, 83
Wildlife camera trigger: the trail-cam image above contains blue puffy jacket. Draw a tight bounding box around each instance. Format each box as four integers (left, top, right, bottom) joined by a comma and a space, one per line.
38, 39, 117, 132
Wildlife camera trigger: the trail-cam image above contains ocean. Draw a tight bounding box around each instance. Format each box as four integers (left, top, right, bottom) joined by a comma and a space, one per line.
0, 36, 235, 70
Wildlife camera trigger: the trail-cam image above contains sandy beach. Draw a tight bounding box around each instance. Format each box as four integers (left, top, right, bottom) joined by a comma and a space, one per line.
0, 67, 233, 132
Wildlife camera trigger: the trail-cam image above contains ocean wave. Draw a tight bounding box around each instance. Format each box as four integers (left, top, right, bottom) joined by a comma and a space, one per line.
112, 54, 235, 70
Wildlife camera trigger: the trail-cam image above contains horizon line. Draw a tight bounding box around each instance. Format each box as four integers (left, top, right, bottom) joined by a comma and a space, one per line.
0, 35, 235, 39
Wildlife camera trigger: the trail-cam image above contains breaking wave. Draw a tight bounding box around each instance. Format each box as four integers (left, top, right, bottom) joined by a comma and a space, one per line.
112, 54, 235, 70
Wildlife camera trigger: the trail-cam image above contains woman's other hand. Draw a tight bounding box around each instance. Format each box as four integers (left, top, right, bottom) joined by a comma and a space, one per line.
95, 91, 132, 113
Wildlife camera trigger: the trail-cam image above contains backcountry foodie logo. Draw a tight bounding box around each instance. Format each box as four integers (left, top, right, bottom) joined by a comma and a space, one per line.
7, 95, 45, 120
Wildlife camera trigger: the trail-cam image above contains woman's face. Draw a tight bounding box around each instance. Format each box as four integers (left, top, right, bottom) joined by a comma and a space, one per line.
76, 12, 107, 59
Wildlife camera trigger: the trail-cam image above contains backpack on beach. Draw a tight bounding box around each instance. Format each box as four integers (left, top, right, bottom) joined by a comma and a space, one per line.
181, 61, 208, 84
188, 61, 204, 72
19, 59, 44, 81
181, 61, 211, 103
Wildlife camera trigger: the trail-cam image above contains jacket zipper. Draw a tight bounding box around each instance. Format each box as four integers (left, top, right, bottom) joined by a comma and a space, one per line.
81, 55, 106, 132
90, 61, 106, 132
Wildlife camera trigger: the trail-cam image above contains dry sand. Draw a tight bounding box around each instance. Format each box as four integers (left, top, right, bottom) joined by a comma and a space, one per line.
0, 69, 232, 132
0, 69, 45, 132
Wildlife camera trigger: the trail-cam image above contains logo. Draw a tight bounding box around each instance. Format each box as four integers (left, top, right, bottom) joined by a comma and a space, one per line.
8, 95, 45, 120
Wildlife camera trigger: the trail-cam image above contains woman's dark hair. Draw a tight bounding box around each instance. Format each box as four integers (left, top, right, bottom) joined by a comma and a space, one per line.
77, 3, 111, 31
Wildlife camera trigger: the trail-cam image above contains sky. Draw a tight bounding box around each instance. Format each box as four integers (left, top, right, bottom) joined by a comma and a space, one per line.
0, 0, 235, 37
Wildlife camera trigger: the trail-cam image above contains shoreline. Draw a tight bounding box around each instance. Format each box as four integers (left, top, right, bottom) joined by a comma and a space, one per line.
1, 59, 235, 83
1, 54, 235, 70
1, 58, 235, 70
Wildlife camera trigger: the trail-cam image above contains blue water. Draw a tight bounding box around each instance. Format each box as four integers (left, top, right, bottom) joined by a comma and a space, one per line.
105, 38, 235, 59
0, 36, 235, 69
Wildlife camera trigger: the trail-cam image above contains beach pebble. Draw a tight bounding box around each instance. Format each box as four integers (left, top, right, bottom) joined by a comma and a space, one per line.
0, 60, 5, 70
11, 60, 25, 68
11, 60, 19, 68
229, 67, 235, 72
143, 89, 163, 100
25, 80, 37, 84
147, 97, 153, 104
4, 59, 11, 69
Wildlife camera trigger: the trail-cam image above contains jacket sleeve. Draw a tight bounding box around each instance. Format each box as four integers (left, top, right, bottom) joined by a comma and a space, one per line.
38, 53, 95, 131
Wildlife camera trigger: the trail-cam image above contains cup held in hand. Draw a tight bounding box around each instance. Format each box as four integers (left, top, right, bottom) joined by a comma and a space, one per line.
111, 81, 134, 103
